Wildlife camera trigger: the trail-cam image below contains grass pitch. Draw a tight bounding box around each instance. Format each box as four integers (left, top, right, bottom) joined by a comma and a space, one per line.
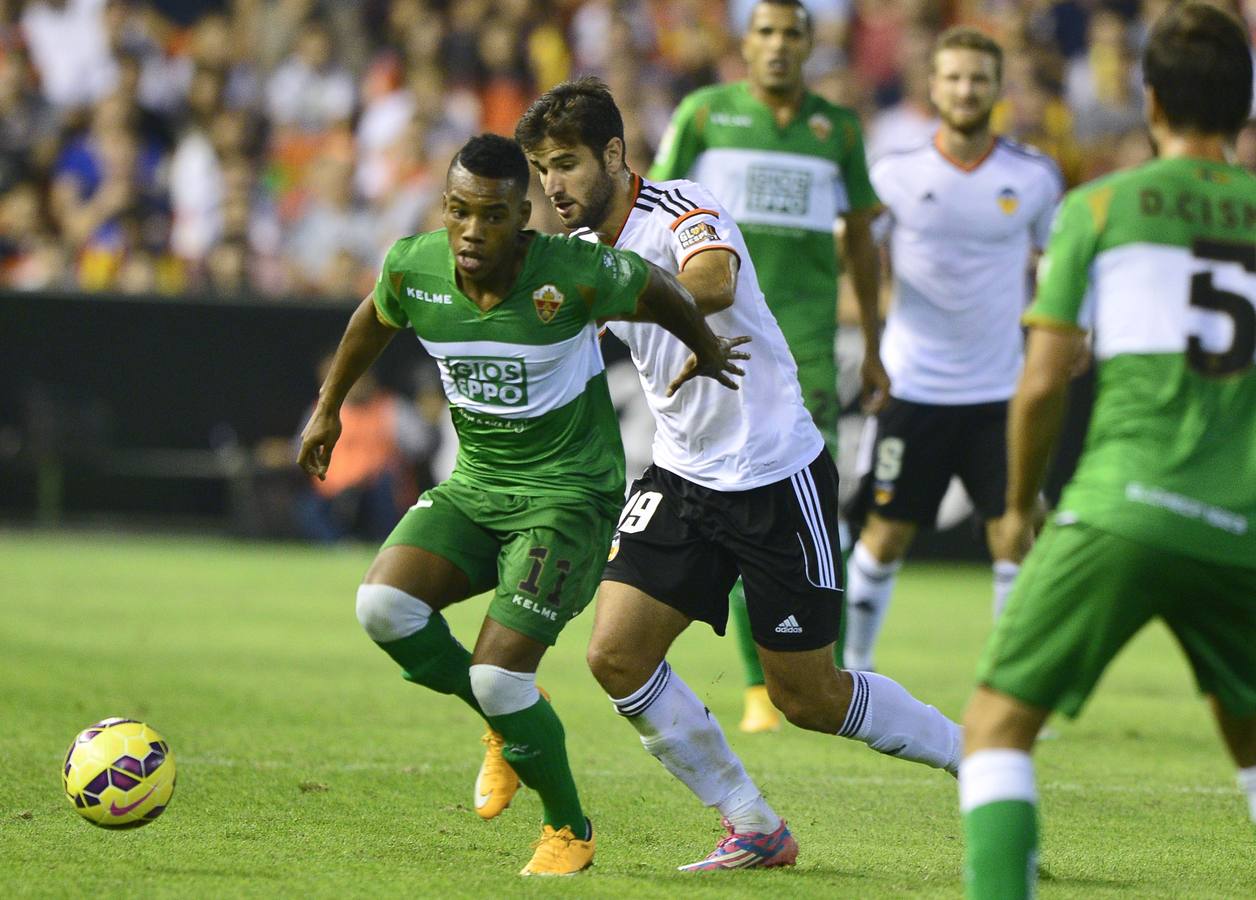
1, 529, 1252, 898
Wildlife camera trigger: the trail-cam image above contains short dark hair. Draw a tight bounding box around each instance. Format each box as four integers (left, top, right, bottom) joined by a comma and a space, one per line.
515, 76, 625, 157
933, 26, 1003, 82
448, 133, 530, 195
1143, 2, 1253, 136
751, 0, 812, 34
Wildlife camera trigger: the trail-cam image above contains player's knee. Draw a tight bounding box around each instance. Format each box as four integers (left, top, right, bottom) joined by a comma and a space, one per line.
585, 639, 624, 690
355, 583, 432, 643
769, 684, 841, 733
468, 664, 540, 716
962, 687, 1042, 752
861, 517, 912, 562
586, 639, 648, 698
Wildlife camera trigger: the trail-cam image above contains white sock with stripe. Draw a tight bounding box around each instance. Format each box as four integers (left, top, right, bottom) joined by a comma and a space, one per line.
992, 560, 1020, 620
839, 670, 962, 774
842, 541, 901, 671
1239, 766, 1256, 823
611, 661, 781, 835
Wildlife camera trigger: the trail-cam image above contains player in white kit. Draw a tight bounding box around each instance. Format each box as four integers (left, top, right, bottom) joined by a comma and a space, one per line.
843, 28, 1063, 673
516, 78, 962, 871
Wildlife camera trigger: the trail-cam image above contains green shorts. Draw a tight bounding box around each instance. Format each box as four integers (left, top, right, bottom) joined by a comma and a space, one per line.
978, 519, 1256, 718
382, 479, 616, 646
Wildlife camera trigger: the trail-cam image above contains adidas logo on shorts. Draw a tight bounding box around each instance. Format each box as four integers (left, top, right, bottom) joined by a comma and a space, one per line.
775, 615, 803, 634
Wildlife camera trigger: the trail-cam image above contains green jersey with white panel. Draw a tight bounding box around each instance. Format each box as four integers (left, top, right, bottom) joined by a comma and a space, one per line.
1028, 157, 1256, 566
374, 229, 650, 515
649, 82, 878, 449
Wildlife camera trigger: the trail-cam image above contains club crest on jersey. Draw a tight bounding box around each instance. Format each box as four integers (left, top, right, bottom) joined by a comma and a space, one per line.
808, 112, 832, 142
874, 482, 895, 506
678, 221, 719, 250
997, 187, 1019, 215
532, 284, 564, 322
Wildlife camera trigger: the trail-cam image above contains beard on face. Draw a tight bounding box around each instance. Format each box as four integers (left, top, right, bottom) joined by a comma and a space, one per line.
565, 166, 616, 231
943, 106, 993, 136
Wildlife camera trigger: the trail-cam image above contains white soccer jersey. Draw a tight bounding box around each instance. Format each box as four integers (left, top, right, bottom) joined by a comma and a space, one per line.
577, 176, 823, 490
871, 136, 1063, 404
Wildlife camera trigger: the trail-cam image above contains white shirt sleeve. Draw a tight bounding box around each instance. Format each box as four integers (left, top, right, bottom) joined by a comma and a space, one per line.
658, 185, 741, 271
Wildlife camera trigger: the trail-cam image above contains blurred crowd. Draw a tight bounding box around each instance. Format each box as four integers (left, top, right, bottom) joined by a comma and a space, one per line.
1, 0, 1254, 300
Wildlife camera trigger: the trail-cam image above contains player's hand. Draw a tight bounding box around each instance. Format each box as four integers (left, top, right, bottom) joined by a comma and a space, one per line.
860, 353, 891, 414
296, 408, 342, 480
665, 335, 751, 397
993, 507, 1037, 561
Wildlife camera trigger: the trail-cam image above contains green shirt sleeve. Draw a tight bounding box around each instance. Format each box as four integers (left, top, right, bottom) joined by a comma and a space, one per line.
649, 92, 705, 181
1025, 186, 1105, 332
373, 242, 409, 329
575, 241, 651, 321
838, 113, 879, 213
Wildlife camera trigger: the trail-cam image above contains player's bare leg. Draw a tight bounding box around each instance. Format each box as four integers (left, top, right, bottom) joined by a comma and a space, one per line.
843, 514, 914, 671
357, 545, 482, 709
588, 582, 796, 870
758, 643, 961, 771
356, 546, 592, 875
1209, 695, 1256, 823
356, 546, 523, 820
959, 686, 1049, 900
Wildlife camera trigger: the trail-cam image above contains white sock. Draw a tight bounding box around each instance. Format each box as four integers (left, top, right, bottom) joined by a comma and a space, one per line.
1239, 766, 1256, 823
468, 665, 539, 716
355, 584, 432, 641
959, 749, 1037, 811
843, 541, 901, 671
839, 670, 963, 774
612, 661, 781, 835
992, 560, 1020, 620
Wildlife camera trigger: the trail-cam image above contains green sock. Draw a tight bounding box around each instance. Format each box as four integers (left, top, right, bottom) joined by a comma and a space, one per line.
728, 579, 765, 687
488, 695, 584, 834
374, 614, 484, 717
964, 799, 1038, 900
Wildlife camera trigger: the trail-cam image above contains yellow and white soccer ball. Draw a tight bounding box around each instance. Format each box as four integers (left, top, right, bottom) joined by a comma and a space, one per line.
62, 718, 176, 828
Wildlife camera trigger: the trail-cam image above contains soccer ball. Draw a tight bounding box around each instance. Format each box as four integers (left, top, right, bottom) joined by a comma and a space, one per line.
62, 718, 176, 828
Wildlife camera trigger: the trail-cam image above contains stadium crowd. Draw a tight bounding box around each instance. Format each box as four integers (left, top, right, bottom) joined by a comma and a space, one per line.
1, 0, 1252, 300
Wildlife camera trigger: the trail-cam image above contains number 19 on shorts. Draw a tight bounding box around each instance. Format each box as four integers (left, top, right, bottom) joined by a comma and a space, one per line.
617, 491, 663, 534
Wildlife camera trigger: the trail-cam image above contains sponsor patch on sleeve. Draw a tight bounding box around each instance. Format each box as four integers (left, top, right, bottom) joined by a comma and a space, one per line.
677, 221, 719, 250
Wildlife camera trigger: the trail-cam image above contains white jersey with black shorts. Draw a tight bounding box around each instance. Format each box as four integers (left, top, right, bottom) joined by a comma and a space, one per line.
583, 175, 843, 649
857, 137, 1062, 525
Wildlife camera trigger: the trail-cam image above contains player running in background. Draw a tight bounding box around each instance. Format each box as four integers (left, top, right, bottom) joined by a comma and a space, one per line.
297, 134, 745, 877
649, 0, 890, 733
959, 5, 1256, 897
843, 28, 1062, 673
517, 77, 961, 871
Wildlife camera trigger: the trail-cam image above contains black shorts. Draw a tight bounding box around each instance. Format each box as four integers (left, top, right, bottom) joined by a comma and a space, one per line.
853, 396, 1008, 525
601, 451, 844, 651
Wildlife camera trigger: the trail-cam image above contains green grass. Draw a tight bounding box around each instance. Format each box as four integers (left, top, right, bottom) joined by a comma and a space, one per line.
1, 530, 1251, 898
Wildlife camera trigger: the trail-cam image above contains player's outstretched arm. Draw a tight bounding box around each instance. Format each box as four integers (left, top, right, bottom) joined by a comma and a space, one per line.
843, 208, 891, 413
296, 294, 400, 480
615, 260, 750, 395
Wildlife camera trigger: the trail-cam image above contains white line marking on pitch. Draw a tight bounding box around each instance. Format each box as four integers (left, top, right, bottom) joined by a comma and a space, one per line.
178, 757, 1237, 795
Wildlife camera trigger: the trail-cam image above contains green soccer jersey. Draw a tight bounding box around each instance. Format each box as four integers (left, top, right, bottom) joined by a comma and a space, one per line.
1028, 157, 1256, 566
649, 81, 878, 368
373, 229, 650, 514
